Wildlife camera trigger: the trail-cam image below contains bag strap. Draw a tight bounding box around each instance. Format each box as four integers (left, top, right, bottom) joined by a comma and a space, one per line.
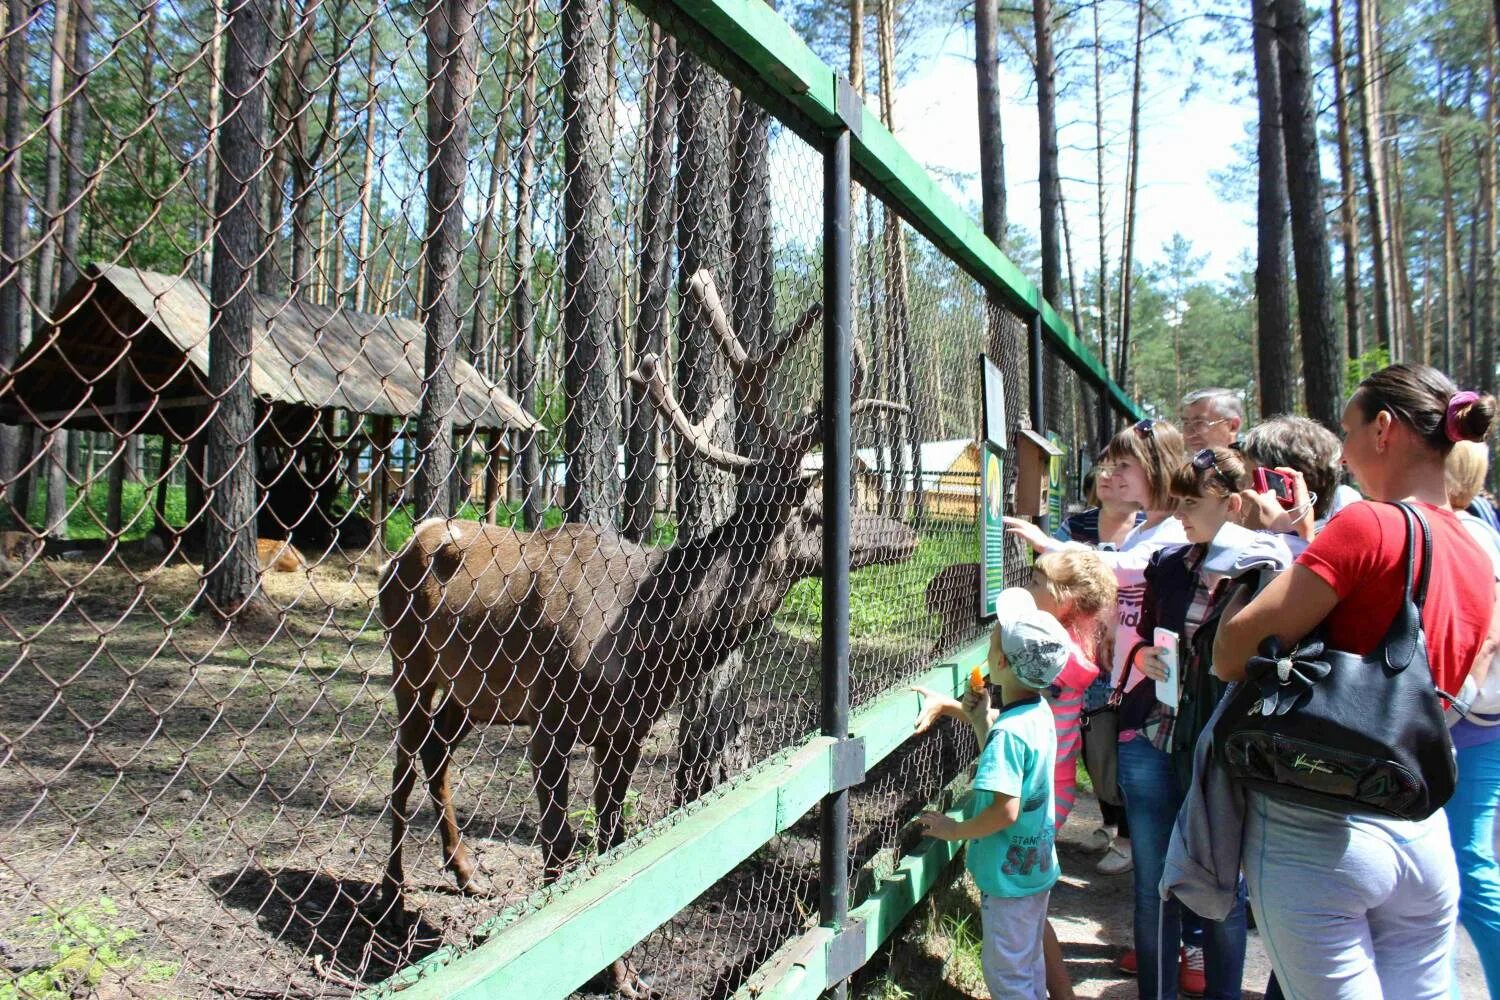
1383, 501, 1432, 673
1391, 501, 1433, 613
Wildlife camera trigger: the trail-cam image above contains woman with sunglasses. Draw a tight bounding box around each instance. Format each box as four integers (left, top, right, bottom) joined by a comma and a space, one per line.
1115, 446, 1292, 1000
1214, 364, 1498, 999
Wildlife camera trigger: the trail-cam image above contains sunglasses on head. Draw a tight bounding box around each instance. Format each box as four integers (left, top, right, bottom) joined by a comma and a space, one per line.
1132, 418, 1156, 438
1191, 448, 1236, 491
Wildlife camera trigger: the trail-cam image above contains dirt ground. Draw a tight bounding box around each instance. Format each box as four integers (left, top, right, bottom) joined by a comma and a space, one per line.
855, 790, 1491, 1000
0, 549, 947, 999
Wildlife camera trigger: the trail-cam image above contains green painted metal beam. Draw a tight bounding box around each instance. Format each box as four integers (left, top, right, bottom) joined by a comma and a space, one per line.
365, 638, 993, 999
639, 0, 1142, 420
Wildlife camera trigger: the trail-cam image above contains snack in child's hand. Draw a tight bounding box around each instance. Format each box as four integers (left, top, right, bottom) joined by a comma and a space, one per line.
969, 666, 986, 693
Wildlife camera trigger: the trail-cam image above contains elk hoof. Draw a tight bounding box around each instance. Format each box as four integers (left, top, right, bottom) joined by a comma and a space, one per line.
610, 958, 657, 999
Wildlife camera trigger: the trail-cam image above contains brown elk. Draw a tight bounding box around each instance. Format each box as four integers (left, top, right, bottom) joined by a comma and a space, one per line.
377, 271, 917, 916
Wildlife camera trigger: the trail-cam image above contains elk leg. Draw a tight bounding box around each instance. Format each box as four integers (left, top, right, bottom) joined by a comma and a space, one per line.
529, 714, 578, 883
422, 694, 480, 894
384, 676, 426, 919
592, 729, 645, 854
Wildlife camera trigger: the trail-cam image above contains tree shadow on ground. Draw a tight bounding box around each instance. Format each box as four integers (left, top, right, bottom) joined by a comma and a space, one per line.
208, 866, 444, 989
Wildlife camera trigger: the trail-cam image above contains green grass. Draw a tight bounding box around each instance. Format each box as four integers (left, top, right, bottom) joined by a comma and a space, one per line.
779, 526, 980, 642
0, 896, 179, 1000
2, 476, 681, 553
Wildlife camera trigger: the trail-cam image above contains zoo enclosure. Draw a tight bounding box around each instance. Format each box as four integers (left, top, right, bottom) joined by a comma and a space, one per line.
0, 0, 1141, 997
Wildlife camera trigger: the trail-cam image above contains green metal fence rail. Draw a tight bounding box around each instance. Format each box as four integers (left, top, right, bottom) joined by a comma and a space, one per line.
367, 0, 1141, 996
636, 0, 1143, 422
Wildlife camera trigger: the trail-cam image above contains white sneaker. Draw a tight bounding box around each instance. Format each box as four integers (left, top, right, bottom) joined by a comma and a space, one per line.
1084, 825, 1115, 852
1096, 841, 1133, 875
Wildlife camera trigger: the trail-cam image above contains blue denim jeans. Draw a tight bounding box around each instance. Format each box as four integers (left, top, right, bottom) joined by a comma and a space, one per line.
1118, 733, 1247, 1000
1447, 737, 1500, 998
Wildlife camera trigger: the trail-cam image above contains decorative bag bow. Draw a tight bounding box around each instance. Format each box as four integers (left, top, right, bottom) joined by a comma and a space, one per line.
1244, 637, 1332, 716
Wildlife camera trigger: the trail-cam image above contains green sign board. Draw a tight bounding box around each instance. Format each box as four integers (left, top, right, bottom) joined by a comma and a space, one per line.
981, 439, 1006, 616
1047, 431, 1067, 529
979, 354, 1006, 617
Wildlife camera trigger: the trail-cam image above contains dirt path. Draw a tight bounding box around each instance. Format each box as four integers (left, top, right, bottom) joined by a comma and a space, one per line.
858, 791, 1489, 1000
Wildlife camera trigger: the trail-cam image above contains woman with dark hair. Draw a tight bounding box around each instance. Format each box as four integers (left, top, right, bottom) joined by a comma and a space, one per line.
1214, 364, 1499, 999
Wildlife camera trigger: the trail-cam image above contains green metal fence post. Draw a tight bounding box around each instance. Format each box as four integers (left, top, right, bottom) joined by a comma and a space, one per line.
819, 75, 862, 1000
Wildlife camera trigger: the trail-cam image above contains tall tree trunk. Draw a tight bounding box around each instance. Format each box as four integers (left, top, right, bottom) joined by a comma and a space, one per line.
510, 2, 541, 528
672, 48, 736, 804
413, 0, 481, 520
1440, 128, 1459, 376
0, 0, 29, 515
624, 32, 676, 542
1252, 0, 1294, 417
1033, 0, 1060, 309
353, 30, 380, 312
201, 0, 224, 283
38, 0, 75, 537
1115, 0, 1146, 389
1330, 0, 1363, 361
1480, 30, 1498, 396
284, 0, 332, 302
203, 0, 274, 624
468, 78, 513, 375
975, 0, 1006, 249
1388, 137, 1418, 360
672, 52, 732, 535
1355, 0, 1395, 359
58, 0, 91, 294
1274, 0, 1341, 429
562, 0, 620, 524
33, 0, 70, 314
877, 0, 911, 520
1091, 1, 1110, 376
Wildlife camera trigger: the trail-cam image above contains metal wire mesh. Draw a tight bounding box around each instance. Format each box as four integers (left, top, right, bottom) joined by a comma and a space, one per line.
0, 0, 1110, 996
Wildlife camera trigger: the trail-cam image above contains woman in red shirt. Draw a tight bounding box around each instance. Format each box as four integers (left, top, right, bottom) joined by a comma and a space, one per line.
1214, 364, 1498, 1000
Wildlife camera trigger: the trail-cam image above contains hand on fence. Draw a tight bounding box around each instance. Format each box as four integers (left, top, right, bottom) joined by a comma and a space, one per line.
1002, 516, 1059, 554
916, 810, 961, 841
911, 686, 962, 734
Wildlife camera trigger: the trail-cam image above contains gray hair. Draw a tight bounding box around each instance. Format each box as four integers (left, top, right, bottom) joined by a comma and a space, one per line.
1181, 388, 1245, 424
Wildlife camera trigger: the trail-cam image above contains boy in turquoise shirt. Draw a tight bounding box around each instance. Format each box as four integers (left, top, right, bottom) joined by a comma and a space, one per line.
917, 588, 1067, 1000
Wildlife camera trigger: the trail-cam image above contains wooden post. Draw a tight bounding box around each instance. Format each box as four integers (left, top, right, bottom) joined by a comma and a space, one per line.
370, 415, 392, 551
184, 422, 206, 547
484, 429, 503, 524
106, 366, 129, 535
153, 433, 174, 535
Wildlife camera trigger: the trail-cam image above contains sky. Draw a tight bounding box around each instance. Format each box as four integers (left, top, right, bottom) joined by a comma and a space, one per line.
888, 11, 1259, 284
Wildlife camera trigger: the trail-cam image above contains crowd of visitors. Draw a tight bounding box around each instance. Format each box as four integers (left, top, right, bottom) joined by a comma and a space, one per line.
915, 363, 1500, 1000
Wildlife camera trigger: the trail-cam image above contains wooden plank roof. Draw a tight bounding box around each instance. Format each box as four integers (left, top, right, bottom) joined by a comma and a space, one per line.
3, 265, 539, 434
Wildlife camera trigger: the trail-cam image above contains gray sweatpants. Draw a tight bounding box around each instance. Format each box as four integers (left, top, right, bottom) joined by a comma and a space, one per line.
1243, 792, 1459, 1000
980, 890, 1050, 1000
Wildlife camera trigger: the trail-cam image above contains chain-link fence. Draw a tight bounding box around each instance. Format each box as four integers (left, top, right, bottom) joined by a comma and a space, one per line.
0, 0, 1128, 996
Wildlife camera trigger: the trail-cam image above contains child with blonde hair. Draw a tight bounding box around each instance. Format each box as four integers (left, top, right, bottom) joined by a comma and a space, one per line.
914, 549, 1116, 1000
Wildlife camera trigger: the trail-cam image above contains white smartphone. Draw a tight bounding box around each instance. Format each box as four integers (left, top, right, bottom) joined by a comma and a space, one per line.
1153, 627, 1180, 709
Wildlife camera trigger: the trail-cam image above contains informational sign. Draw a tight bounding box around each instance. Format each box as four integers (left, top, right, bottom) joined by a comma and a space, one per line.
982, 354, 1007, 448
979, 354, 1007, 617
1047, 431, 1067, 529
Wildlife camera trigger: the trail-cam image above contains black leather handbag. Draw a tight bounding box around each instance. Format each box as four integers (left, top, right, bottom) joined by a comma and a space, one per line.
1214, 502, 1457, 821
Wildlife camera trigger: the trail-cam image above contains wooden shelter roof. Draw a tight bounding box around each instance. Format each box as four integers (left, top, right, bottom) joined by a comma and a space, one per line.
1, 265, 539, 435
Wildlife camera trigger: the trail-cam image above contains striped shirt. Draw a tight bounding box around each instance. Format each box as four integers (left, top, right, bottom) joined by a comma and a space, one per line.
1050, 631, 1101, 828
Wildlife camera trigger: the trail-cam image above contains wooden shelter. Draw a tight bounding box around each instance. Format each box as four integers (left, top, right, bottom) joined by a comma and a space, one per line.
0, 265, 540, 544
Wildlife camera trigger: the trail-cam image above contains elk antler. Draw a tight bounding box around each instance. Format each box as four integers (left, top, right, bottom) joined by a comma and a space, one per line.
630, 353, 753, 471
638, 270, 910, 468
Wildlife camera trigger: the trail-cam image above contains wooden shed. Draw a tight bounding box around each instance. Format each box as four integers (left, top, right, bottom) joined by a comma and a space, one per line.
857, 439, 983, 519
0, 265, 540, 545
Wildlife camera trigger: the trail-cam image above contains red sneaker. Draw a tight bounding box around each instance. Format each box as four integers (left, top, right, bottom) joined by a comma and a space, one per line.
1180, 945, 1206, 998
1116, 949, 1137, 975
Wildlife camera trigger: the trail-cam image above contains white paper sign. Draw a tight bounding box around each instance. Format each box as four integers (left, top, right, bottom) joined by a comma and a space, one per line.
1153, 627, 1180, 710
